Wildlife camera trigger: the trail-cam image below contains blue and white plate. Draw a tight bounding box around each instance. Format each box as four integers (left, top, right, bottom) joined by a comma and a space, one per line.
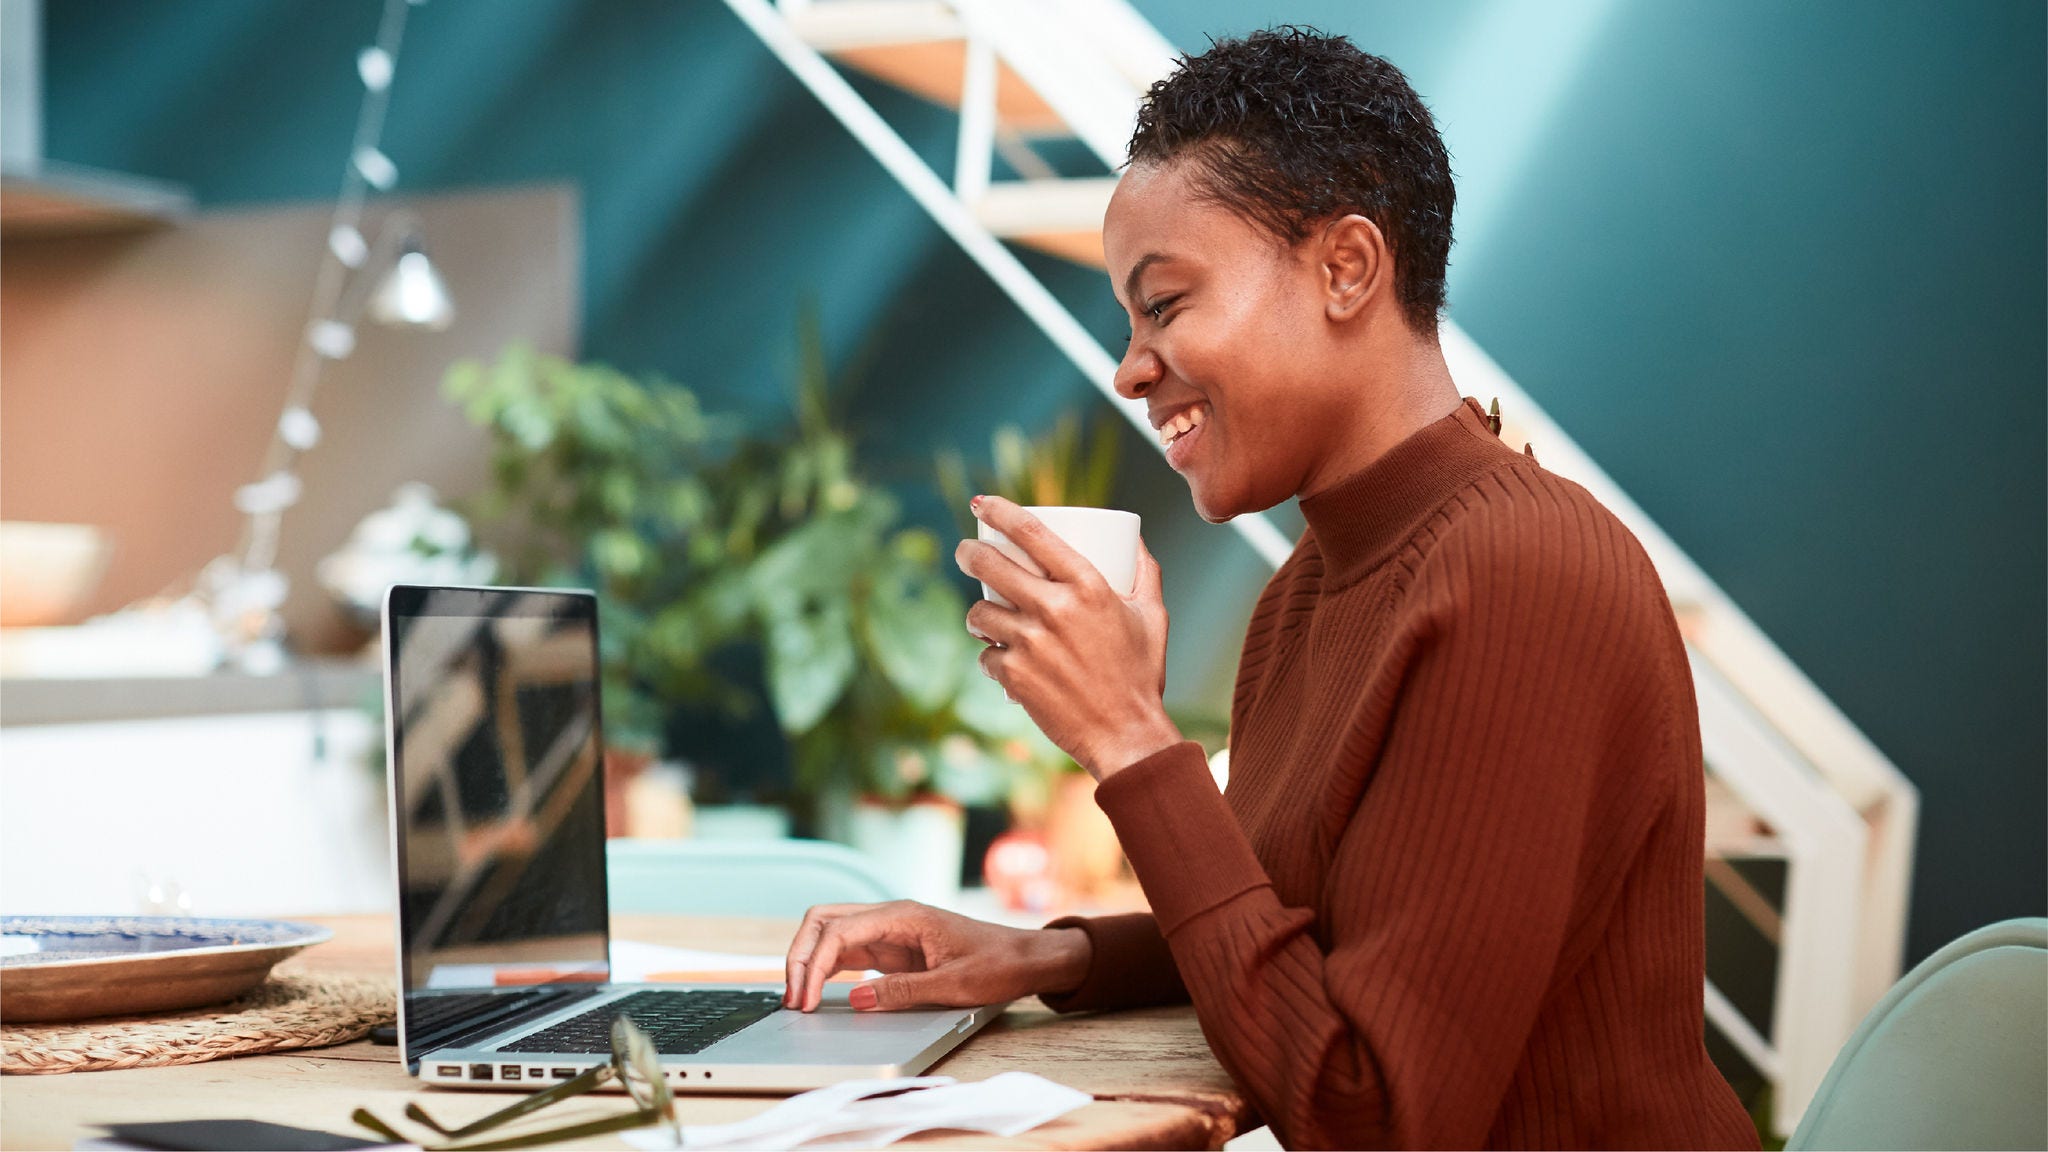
0, 916, 332, 1024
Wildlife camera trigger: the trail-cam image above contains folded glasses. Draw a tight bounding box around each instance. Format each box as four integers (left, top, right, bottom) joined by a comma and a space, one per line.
354, 1016, 680, 1151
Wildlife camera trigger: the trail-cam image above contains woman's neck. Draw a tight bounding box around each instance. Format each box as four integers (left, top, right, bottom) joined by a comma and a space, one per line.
1300, 329, 1463, 501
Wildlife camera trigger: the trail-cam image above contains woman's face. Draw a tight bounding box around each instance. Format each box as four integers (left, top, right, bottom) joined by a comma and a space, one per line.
1104, 160, 1352, 523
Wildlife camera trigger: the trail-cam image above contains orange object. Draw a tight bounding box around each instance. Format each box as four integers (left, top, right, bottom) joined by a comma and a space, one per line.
984, 829, 1057, 912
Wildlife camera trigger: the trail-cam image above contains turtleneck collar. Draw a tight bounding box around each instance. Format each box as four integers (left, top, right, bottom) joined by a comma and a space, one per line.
1297, 396, 1514, 585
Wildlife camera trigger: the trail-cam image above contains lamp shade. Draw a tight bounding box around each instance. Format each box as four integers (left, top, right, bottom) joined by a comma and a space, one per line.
366, 241, 454, 330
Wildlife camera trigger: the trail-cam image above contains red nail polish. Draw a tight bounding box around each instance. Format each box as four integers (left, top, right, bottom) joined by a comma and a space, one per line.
849, 983, 878, 1010
970, 495, 984, 510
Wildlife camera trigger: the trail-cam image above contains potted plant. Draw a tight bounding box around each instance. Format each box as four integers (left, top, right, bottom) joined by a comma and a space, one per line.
444, 321, 1064, 900
690, 320, 1061, 903
935, 408, 1144, 903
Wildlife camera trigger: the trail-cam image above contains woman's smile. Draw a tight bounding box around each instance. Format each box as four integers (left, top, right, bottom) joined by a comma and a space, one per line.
1161, 403, 1210, 472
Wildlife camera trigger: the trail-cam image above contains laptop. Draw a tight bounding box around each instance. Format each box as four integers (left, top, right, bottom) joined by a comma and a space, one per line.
382, 584, 1001, 1091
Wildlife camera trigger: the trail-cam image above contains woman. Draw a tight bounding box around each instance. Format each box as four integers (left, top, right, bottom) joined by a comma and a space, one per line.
782, 28, 1757, 1151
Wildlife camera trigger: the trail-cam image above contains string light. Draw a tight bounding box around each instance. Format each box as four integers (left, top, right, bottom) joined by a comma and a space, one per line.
278, 407, 322, 450
328, 224, 368, 267
356, 47, 394, 92
204, 0, 441, 673
352, 146, 399, 191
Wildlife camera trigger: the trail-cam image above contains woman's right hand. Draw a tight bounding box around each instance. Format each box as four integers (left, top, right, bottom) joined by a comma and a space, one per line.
783, 900, 1092, 1013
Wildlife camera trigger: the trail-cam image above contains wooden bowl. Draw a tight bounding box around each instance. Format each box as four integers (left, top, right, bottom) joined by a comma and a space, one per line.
1, 916, 333, 1024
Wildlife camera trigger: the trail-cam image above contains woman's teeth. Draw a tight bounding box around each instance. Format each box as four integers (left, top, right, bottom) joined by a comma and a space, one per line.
1159, 405, 1207, 447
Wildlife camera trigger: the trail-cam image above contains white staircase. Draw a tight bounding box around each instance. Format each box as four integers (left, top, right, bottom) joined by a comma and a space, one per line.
720, 0, 1917, 1134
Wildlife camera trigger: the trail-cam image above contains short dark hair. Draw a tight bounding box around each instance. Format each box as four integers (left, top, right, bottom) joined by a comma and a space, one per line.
1128, 27, 1455, 331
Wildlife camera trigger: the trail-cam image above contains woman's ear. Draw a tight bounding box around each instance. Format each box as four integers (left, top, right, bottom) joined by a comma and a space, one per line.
1320, 214, 1390, 323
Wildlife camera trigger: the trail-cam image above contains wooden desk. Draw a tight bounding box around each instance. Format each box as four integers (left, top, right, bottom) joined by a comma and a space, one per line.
1, 916, 1253, 1150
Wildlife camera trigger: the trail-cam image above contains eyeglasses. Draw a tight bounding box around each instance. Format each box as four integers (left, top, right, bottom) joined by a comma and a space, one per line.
354, 1016, 680, 1151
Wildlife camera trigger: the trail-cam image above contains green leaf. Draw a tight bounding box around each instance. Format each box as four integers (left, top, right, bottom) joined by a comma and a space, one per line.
890, 527, 941, 567
726, 485, 771, 559
952, 658, 1042, 742
592, 529, 647, 579
749, 521, 848, 604
764, 599, 856, 735
933, 449, 975, 537
992, 426, 1030, 502
862, 561, 969, 712
930, 734, 1008, 805
864, 742, 922, 802
600, 471, 638, 520
1079, 408, 1122, 507
795, 302, 831, 439
665, 479, 710, 529
503, 395, 556, 453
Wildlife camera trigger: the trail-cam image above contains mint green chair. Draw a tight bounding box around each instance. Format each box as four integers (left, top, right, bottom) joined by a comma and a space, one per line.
606, 838, 900, 917
1788, 917, 2047, 1150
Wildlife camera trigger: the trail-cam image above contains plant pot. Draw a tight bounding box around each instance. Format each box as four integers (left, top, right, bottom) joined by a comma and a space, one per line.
603, 747, 652, 838
1046, 773, 1124, 901
847, 796, 965, 907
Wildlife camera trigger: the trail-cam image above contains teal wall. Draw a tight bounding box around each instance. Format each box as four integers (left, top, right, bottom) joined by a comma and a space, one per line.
39, 0, 2043, 964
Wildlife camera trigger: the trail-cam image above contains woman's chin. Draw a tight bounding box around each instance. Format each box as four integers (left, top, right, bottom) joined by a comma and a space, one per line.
1188, 479, 1243, 524
1188, 474, 1289, 524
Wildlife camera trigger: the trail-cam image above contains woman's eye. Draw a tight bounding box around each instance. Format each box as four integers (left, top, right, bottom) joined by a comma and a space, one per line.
1145, 295, 1181, 323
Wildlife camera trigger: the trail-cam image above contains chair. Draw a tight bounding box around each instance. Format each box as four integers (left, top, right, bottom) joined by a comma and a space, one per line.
606, 837, 900, 918
1788, 917, 2047, 1150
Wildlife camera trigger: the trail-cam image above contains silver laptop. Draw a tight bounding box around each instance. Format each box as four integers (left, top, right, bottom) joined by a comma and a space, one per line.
382, 584, 1000, 1091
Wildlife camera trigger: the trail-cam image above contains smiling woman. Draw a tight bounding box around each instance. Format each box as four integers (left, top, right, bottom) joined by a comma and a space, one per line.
785, 27, 1758, 1151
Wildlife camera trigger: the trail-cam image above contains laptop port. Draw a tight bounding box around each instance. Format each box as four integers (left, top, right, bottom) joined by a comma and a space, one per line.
436, 1065, 461, 1077
550, 1068, 575, 1080
501, 1065, 522, 1080
470, 1063, 494, 1081
528, 1067, 545, 1080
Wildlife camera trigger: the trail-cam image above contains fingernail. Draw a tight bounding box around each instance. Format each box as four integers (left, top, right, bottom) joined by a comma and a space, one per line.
849, 984, 878, 1011
970, 495, 985, 513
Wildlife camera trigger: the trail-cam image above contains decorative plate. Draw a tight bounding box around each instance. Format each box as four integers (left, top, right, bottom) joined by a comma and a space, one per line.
0, 916, 333, 1024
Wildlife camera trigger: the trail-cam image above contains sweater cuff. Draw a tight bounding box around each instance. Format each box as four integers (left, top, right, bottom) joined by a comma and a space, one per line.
1094, 740, 1272, 936
1035, 912, 1184, 1014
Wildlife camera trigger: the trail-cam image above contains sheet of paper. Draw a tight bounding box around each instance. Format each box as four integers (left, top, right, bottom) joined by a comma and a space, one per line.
621, 1073, 1092, 1151
610, 939, 791, 983
610, 939, 876, 985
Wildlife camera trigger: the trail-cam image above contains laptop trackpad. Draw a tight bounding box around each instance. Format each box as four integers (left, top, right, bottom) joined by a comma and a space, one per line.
772, 1007, 956, 1034
722, 1006, 963, 1062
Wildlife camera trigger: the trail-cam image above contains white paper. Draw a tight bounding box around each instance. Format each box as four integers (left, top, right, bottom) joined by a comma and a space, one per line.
609, 939, 878, 984
620, 1072, 1092, 1151
610, 939, 792, 982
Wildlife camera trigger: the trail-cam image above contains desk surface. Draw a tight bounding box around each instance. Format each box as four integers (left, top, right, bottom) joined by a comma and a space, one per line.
1, 915, 1251, 1151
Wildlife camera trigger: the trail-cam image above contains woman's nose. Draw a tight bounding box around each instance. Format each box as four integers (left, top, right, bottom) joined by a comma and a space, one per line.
1114, 344, 1161, 400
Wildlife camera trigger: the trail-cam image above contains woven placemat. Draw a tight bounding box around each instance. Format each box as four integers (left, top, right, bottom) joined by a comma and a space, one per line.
2, 973, 395, 1075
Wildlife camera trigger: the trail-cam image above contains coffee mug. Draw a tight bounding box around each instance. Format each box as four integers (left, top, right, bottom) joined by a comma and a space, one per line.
976, 506, 1142, 609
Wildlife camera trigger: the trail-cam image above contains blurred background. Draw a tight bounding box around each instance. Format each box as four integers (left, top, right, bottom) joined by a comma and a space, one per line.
0, 0, 2040, 1138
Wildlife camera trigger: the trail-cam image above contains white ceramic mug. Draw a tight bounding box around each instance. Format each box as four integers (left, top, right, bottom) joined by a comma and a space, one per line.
976, 506, 1142, 609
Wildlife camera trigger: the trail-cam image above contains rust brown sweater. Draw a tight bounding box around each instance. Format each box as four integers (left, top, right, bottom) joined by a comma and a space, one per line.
1043, 398, 1756, 1150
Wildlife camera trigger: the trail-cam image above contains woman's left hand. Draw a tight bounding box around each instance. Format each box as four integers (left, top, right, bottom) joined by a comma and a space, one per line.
955, 496, 1182, 780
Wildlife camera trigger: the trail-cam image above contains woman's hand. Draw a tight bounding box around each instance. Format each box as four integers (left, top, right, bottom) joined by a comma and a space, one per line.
955, 496, 1181, 779
783, 900, 1091, 1012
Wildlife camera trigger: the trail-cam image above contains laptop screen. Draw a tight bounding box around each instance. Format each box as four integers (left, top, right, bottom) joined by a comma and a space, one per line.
385, 586, 611, 1002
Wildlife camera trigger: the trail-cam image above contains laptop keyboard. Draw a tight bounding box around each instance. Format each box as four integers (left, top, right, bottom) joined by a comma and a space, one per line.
497, 990, 783, 1055
406, 988, 596, 1059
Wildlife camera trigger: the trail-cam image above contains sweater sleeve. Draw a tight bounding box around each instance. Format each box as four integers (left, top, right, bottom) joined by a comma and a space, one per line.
1036, 907, 1189, 1013
1094, 500, 1681, 1149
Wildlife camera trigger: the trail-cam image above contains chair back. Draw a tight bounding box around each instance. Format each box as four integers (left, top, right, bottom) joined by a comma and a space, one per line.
1788, 917, 2047, 1150
606, 838, 900, 917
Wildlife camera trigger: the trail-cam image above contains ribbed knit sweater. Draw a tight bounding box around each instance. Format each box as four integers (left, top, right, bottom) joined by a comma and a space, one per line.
1042, 398, 1757, 1150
